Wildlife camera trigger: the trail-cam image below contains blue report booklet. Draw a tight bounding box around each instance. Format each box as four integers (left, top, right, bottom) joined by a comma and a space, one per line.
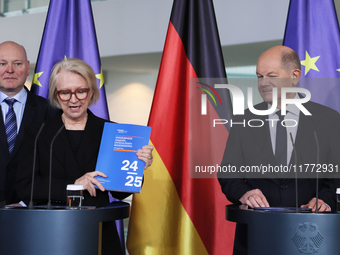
95, 123, 151, 193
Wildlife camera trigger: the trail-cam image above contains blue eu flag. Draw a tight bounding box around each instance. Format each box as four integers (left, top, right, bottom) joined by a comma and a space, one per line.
31, 0, 109, 119
283, 0, 340, 112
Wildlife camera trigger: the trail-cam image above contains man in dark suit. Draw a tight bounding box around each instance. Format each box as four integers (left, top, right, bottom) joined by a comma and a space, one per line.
0, 41, 55, 206
218, 45, 340, 254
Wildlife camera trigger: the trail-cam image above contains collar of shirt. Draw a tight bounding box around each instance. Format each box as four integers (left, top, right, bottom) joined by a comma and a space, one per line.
268, 93, 300, 119
1, 87, 28, 130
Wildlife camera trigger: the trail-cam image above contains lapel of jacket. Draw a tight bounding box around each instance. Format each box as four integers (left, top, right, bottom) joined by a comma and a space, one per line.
45, 110, 104, 179
40, 112, 78, 179
252, 102, 277, 165
11, 88, 37, 158
280, 101, 316, 184
0, 105, 10, 161
252, 102, 282, 184
292, 102, 316, 166
75, 111, 105, 174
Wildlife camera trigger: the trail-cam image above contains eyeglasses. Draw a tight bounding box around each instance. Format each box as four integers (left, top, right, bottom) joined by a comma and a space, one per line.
56, 88, 90, 102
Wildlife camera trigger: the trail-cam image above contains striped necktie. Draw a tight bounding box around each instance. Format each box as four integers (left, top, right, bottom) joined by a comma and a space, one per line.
4, 98, 17, 155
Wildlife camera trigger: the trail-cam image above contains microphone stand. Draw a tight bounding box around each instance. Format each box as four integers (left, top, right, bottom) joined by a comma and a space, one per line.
47, 125, 65, 210
314, 131, 319, 213
290, 133, 298, 213
28, 123, 45, 209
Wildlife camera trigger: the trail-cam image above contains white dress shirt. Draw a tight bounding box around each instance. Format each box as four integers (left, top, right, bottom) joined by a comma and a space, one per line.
0, 87, 28, 131
268, 93, 300, 165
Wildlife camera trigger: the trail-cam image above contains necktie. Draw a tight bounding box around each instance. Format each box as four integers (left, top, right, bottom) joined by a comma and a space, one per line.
4, 98, 17, 155
275, 110, 287, 166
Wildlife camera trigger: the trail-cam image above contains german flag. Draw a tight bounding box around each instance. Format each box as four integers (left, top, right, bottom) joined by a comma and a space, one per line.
127, 0, 234, 254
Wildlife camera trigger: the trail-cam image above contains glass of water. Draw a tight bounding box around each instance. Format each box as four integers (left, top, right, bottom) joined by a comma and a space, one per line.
66, 184, 84, 209
337, 188, 340, 213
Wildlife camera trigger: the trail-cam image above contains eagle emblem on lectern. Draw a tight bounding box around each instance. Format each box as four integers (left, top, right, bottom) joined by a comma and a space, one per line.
292, 222, 323, 254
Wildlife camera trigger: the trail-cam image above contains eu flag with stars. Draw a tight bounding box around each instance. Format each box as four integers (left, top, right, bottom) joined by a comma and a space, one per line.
283, 0, 340, 112
31, 0, 109, 119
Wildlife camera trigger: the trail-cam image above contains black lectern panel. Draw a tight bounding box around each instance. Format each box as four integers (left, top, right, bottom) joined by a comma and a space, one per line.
0, 202, 129, 255
226, 204, 340, 255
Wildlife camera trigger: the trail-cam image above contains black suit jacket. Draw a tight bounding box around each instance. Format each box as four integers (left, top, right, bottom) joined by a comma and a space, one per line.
16, 109, 130, 207
0, 87, 55, 205
219, 100, 340, 209
218, 100, 340, 254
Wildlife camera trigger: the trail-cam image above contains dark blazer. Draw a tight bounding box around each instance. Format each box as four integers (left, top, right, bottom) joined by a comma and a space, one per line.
0, 87, 55, 205
218, 100, 340, 254
16, 109, 130, 207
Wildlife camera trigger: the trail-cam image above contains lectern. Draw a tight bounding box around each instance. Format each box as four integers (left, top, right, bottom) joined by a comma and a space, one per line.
226, 204, 340, 254
0, 201, 129, 255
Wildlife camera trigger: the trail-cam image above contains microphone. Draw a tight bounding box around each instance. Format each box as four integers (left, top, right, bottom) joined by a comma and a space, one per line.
28, 123, 45, 209
47, 124, 64, 209
289, 132, 298, 213
314, 131, 320, 213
